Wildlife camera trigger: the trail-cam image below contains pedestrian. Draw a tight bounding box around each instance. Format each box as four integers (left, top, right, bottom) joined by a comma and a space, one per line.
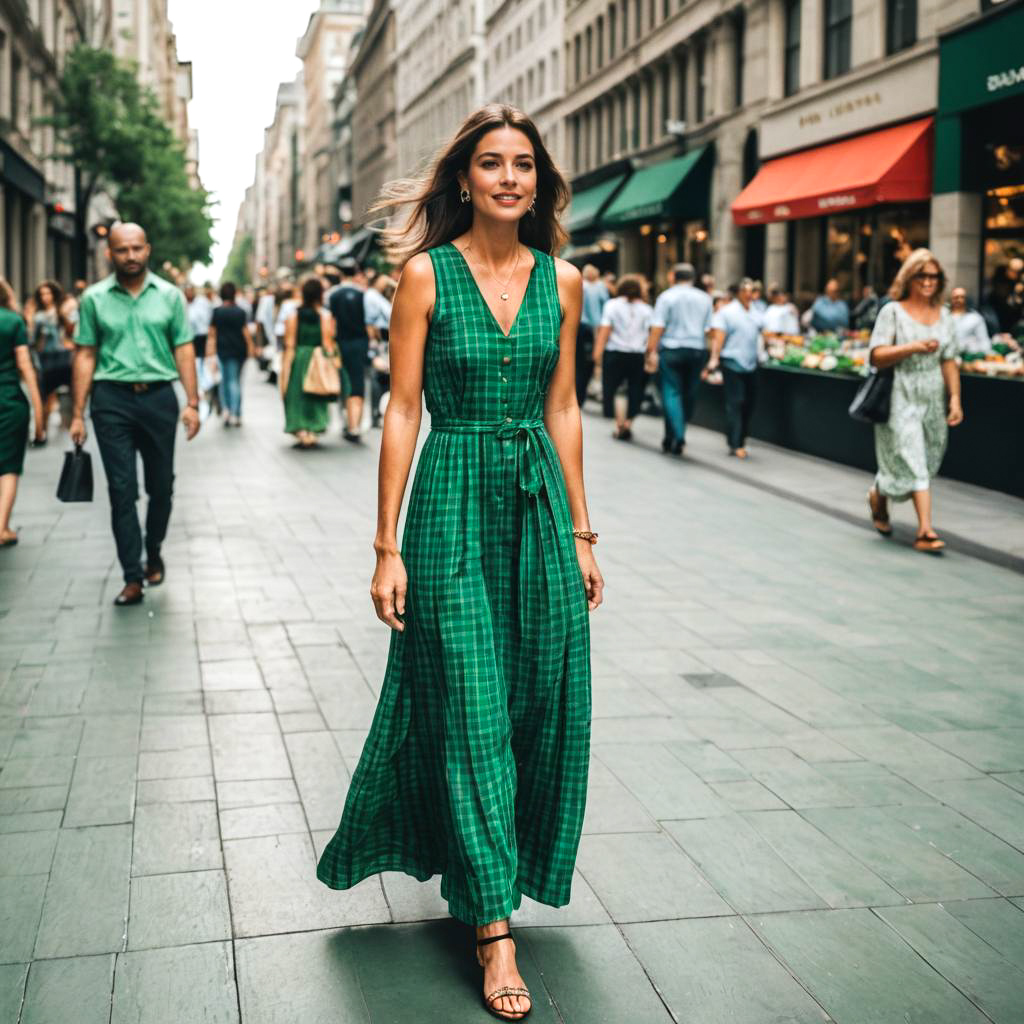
602, 269, 618, 296
852, 283, 880, 331
328, 259, 371, 442
762, 286, 800, 338
280, 276, 337, 448
315, 102, 602, 1022
254, 286, 276, 368
363, 270, 393, 343
0, 278, 45, 547
700, 272, 715, 293
750, 280, 767, 314
592, 273, 652, 440
809, 278, 850, 333
364, 274, 395, 428
644, 262, 712, 455
70, 222, 200, 606
705, 278, 764, 459
866, 249, 962, 553
949, 286, 992, 356
576, 263, 608, 407
206, 282, 254, 427
30, 280, 75, 433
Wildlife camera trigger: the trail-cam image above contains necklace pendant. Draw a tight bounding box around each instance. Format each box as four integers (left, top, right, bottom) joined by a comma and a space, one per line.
500, 292, 509, 301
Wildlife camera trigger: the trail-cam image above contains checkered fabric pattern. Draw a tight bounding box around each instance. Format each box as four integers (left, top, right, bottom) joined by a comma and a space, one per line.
316, 242, 592, 925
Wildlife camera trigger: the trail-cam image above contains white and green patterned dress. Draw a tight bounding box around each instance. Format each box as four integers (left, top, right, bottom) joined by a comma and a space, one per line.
869, 302, 958, 501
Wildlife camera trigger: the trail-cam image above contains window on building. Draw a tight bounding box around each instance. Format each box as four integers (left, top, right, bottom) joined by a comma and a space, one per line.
677, 50, 688, 122
663, 0, 670, 19
645, 74, 654, 145
527, 14, 534, 42
539, 3, 546, 29
583, 111, 591, 170
595, 104, 604, 162
574, 35, 581, 83
783, 0, 800, 97
573, 116, 581, 170
660, 62, 670, 132
552, 49, 559, 90
619, 90, 628, 153
597, 16, 604, 67
649, 0, 656, 30
695, 36, 706, 122
585, 26, 592, 76
824, 0, 852, 80
11, 50, 21, 129
539, 58, 546, 95
635, 0, 643, 40
621, 0, 629, 49
733, 8, 745, 108
886, 0, 917, 54
631, 80, 641, 149
527, 68, 534, 99
609, 5, 617, 58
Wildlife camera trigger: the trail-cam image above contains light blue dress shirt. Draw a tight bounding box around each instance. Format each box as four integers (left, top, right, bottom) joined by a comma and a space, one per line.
581, 279, 609, 328
651, 284, 713, 350
711, 299, 763, 372
810, 295, 850, 332
363, 287, 392, 330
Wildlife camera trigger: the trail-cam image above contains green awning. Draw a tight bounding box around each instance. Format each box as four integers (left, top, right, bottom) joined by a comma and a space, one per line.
601, 147, 711, 228
566, 174, 628, 233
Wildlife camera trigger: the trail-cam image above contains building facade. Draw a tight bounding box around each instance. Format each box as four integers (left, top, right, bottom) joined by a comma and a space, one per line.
296, 0, 367, 257
0, 0, 89, 298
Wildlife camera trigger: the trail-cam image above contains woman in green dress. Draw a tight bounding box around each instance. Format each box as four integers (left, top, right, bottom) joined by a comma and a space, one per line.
0, 278, 45, 547
317, 105, 603, 1020
866, 249, 962, 552
280, 277, 337, 447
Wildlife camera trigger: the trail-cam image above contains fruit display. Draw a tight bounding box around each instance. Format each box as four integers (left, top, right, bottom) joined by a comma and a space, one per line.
765, 332, 866, 377
960, 343, 1024, 377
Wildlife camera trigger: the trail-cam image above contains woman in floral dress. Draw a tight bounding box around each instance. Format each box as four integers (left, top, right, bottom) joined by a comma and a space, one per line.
866, 249, 963, 552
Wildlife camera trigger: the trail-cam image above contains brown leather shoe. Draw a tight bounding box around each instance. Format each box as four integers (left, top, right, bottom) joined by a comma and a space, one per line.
114, 582, 144, 606
143, 557, 165, 586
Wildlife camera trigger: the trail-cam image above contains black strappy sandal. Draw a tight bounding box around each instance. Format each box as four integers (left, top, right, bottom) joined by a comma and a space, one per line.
476, 932, 532, 1021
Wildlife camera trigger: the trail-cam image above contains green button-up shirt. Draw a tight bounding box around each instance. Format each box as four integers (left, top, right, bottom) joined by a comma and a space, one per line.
75, 272, 192, 383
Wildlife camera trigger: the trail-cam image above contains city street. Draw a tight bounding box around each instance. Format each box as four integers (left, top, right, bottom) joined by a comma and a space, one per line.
2, 381, 1023, 1024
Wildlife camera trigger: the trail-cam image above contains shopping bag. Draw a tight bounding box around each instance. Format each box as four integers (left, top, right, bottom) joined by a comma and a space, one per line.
848, 368, 893, 424
56, 444, 93, 502
303, 347, 341, 397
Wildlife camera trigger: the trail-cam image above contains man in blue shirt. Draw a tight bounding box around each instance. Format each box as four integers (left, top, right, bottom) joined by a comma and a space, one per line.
705, 279, 763, 458
809, 278, 850, 333
645, 263, 712, 455
577, 264, 609, 407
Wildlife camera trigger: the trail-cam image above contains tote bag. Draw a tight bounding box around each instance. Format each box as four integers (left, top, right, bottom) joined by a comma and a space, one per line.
56, 444, 93, 502
303, 347, 341, 397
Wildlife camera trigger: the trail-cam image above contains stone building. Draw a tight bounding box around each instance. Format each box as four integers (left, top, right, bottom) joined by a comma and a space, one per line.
296, 0, 367, 257
0, 0, 89, 297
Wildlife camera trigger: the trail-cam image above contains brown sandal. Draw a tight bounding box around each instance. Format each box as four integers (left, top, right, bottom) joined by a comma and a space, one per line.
913, 532, 945, 553
477, 932, 532, 1020
867, 488, 892, 536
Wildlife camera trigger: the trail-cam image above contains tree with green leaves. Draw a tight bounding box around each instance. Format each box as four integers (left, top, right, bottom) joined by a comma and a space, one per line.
46, 45, 214, 276
223, 234, 254, 286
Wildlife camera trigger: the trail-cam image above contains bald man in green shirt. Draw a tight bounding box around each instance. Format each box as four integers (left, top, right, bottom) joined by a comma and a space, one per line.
71, 223, 201, 606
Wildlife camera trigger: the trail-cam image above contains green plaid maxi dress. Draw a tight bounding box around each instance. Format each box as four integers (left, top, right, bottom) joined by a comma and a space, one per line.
316, 241, 592, 925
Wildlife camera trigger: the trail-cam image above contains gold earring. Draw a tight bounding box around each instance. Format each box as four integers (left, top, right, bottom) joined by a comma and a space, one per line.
460, 187, 470, 203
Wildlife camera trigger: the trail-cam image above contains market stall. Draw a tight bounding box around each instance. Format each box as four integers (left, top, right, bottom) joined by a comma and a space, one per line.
689, 332, 1024, 498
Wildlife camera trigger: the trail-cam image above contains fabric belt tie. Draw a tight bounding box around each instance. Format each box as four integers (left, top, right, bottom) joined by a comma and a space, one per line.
431, 418, 546, 497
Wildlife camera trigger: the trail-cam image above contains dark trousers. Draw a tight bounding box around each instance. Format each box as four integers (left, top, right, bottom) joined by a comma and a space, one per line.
659, 347, 707, 444
602, 350, 647, 420
721, 362, 758, 451
575, 323, 595, 407
339, 337, 369, 398
91, 381, 178, 584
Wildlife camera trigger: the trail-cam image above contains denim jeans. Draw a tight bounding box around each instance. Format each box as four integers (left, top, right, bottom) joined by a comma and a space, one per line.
659, 347, 707, 444
219, 358, 243, 416
721, 358, 759, 451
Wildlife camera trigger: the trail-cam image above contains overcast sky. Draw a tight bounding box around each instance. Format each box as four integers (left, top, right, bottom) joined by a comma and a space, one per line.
167, 0, 319, 279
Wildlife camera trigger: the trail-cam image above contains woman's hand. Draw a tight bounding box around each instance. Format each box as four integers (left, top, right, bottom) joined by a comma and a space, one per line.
947, 395, 964, 427
371, 549, 408, 631
575, 538, 604, 611
913, 338, 940, 355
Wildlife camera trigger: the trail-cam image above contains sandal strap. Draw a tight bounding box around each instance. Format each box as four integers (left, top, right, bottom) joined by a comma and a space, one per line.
487, 986, 531, 1003
477, 932, 514, 947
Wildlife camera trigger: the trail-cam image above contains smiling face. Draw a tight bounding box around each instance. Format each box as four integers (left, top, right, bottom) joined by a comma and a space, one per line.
458, 126, 537, 223
910, 260, 941, 303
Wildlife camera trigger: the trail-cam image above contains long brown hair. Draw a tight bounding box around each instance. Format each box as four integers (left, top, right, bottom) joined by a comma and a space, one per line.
0, 277, 16, 311
368, 104, 569, 266
34, 279, 65, 311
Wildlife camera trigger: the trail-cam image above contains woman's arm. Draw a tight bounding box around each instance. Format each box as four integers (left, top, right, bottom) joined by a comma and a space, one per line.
546, 258, 604, 611
242, 324, 255, 360
370, 252, 433, 630
205, 324, 217, 361
869, 305, 936, 368
320, 311, 337, 356
14, 345, 45, 440
942, 359, 963, 426
592, 324, 611, 366
280, 313, 297, 397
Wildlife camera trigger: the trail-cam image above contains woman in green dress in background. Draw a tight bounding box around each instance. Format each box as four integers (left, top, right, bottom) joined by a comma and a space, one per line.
0, 278, 45, 547
280, 276, 337, 447
316, 105, 603, 1021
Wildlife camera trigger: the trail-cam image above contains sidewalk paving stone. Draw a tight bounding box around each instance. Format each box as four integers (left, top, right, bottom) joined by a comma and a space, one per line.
2, 383, 1023, 1020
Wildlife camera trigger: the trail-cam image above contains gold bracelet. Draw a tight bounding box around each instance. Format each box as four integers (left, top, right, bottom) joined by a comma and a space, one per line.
572, 529, 598, 544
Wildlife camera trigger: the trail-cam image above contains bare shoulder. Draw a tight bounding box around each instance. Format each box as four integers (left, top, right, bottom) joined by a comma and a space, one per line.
553, 256, 582, 291
396, 251, 437, 317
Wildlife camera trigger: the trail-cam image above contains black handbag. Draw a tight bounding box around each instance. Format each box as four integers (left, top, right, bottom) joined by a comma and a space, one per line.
848, 368, 893, 424
56, 444, 94, 502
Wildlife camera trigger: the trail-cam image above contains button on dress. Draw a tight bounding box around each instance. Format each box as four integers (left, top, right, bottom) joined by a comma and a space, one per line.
316, 242, 592, 925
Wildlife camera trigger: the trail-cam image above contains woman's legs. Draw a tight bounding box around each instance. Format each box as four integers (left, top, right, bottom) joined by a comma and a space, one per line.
911, 488, 933, 536
0, 473, 19, 541
477, 918, 531, 1019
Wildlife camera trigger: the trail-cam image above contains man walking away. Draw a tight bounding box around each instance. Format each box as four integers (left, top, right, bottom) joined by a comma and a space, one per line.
704, 279, 763, 460
645, 263, 712, 455
70, 223, 200, 606
329, 259, 370, 443
577, 265, 609, 407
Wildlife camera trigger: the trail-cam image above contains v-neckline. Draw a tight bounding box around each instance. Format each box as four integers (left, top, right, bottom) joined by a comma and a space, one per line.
447, 241, 538, 340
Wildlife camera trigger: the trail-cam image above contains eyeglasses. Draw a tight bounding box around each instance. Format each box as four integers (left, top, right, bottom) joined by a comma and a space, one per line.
914, 272, 941, 282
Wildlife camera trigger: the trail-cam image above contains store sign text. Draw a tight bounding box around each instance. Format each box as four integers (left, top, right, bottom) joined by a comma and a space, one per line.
987, 65, 1024, 93
818, 195, 857, 210
799, 92, 883, 129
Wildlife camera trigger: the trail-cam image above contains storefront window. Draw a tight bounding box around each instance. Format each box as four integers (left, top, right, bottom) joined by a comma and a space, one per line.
983, 146, 1024, 332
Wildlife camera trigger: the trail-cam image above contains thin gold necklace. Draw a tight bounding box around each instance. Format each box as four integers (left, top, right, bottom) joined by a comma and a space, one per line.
461, 242, 520, 301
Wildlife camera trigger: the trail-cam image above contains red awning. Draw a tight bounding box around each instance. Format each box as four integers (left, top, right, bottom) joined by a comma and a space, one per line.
732, 118, 933, 226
